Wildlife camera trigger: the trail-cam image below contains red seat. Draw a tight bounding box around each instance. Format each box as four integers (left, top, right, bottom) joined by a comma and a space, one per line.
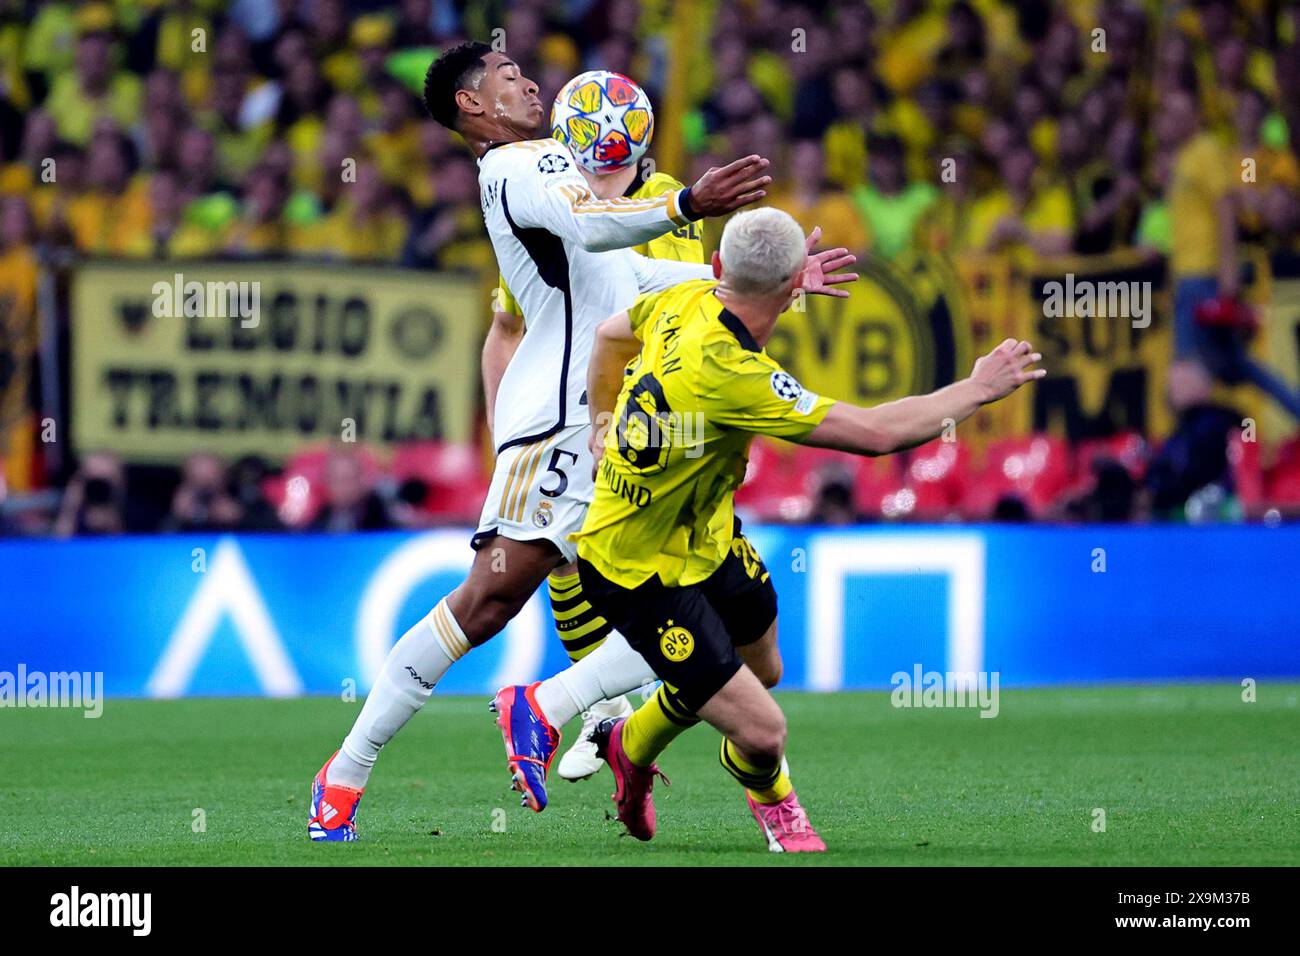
393, 441, 489, 521
964, 434, 1073, 518
1227, 431, 1264, 510
900, 438, 973, 519
1263, 434, 1300, 506
735, 439, 856, 522
852, 454, 906, 517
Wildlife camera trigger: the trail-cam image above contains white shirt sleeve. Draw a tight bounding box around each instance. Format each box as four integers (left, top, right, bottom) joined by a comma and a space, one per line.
627, 251, 713, 293
497, 143, 698, 253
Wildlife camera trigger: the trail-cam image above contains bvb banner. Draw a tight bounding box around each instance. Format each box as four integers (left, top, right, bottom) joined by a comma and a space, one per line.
763, 248, 1276, 450
71, 261, 482, 463
765, 251, 974, 420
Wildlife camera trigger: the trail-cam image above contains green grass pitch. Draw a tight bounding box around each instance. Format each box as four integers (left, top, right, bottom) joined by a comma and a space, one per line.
2, 684, 1297, 866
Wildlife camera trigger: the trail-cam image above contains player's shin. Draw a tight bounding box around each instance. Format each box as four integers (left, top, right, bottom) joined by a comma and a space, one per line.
548, 569, 612, 664
719, 738, 792, 804
620, 683, 701, 765
532, 629, 656, 727
328, 598, 471, 789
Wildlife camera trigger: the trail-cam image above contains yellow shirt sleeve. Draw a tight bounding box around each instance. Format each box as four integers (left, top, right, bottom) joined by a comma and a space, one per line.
700, 346, 834, 439
631, 173, 705, 263
496, 274, 522, 316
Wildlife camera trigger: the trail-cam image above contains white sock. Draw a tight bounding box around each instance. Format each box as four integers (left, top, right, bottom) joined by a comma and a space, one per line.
534, 630, 656, 727
328, 598, 471, 789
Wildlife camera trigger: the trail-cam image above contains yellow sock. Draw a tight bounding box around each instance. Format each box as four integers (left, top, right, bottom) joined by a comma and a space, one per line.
548, 570, 612, 662
719, 738, 793, 804
621, 683, 699, 766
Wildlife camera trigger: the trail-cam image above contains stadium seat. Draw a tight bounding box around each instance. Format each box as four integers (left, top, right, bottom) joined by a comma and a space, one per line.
735, 439, 857, 522
899, 438, 973, 520
392, 441, 489, 521
852, 454, 907, 518
963, 435, 1073, 518
1226, 431, 1264, 511
1263, 435, 1300, 506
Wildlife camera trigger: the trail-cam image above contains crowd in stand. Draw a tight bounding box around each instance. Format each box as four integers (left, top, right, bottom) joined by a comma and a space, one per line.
2, 0, 1300, 534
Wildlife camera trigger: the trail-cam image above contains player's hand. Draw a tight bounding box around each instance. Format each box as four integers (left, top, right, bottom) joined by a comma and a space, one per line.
796, 226, 859, 298
688, 155, 771, 217
969, 338, 1046, 403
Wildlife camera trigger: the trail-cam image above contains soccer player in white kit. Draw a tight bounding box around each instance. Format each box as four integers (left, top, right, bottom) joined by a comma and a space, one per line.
308, 42, 855, 840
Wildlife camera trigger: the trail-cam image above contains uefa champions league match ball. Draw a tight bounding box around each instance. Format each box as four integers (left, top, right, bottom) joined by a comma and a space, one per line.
550, 70, 655, 174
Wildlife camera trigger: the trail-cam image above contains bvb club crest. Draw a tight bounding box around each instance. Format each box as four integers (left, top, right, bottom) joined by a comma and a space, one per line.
658, 621, 694, 661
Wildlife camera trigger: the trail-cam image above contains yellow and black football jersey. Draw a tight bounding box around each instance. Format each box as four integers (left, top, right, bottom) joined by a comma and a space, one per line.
495, 170, 703, 317
573, 279, 835, 588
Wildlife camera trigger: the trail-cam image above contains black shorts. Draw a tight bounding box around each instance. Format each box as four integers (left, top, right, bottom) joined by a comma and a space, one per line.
577, 533, 777, 713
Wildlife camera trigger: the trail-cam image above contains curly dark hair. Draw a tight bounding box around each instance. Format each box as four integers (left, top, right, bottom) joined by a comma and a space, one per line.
423, 40, 494, 130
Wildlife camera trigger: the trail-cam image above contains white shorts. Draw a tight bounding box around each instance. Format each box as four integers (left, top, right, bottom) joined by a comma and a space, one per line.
473, 423, 594, 563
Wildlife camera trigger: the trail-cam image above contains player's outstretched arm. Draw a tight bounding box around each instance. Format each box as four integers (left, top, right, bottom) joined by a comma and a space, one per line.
802, 339, 1045, 456
499, 149, 768, 255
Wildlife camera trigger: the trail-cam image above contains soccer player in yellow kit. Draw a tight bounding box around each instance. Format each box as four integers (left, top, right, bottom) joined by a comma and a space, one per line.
485, 145, 712, 780
573, 208, 1046, 852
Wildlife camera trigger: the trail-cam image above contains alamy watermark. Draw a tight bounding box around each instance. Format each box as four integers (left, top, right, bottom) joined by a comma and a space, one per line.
152, 273, 261, 328
50, 886, 151, 936
0, 664, 103, 718
1043, 273, 1151, 329
592, 409, 707, 460
890, 664, 1000, 718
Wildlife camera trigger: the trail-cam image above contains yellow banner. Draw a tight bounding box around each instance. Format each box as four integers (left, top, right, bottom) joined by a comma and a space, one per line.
765, 251, 974, 412
1262, 267, 1300, 447
760, 247, 1278, 449
71, 261, 482, 463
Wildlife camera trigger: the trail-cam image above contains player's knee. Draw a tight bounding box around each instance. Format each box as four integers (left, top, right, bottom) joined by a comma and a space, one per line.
449, 586, 527, 645
752, 653, 783, 689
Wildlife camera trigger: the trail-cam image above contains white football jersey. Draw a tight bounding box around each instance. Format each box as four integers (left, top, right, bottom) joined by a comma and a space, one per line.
478, 138, 710, 453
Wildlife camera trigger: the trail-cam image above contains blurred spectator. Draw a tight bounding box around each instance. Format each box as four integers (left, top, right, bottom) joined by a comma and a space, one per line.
42, 6, 142, 147
809, 467, 860, 526
0, 195, 38, 491
1231, 85, 1300, 246
167, 452, 242, 532
851, 133, 937, 259
1072, 117, 1144, 254
769, 139, 869, 259
227, 455, 282, 532
124, 167, 215, 258
65, 131, 151, 256
312, 448, 392, 532
312, 158, 407, 262
403, 151, 494, 271
1063, 459, 1138, 524
967, 142, 1073, 260
1144, 360, 1241, 520
821, 66, 876, 191
1164, 87, 1300, 421
53, 452, 138, 537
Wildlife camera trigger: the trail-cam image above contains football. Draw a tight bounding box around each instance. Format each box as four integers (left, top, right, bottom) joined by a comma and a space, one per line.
550, 69, 655, 174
